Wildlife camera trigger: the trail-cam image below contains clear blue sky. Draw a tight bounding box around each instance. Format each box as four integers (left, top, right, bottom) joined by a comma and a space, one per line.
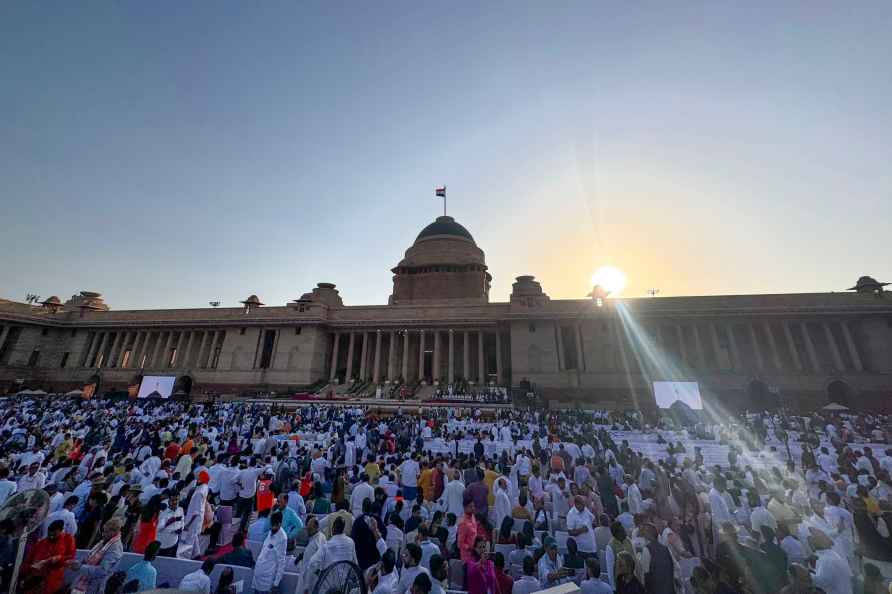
2, 2, 890, 310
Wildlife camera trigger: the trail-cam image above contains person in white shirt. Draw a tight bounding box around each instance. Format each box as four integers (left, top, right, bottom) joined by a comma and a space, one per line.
418, 525, 440, 570
178, 470, 209, 559
513, 557, 541, 594
0, 468, 16, 506
624, 475, 643, 515
351, 474, 375, 518
178, 559, 213, 593
370, 549, 399, 594
395, 543, 430, 594
567, 496, 597, 555
493, 477, 512, 531
298, 517, 327, 594
235, 458, 262, 529
748, 492, 778, 534
438, 470, 465, 517
546, 477, 569, 520
17, 463, 46, 491
809, 529, 853, 594
580, 557, 613, 594
218, 459, 240, 506
253, 511, 288, 594
399, 455, 421, 502
42, 495, 78, 537
157, 491, 185, 557
309, 515, 359, 576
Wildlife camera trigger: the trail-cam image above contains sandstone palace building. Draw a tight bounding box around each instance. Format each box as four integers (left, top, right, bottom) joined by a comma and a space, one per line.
1, 215, 891, 412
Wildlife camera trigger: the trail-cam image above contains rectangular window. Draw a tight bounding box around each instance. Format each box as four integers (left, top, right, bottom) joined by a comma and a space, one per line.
71, 329, 77, 337
41, 328, 49, 336
27, 350, 40, 367
60, 352, 70, 368
240, 328, 247, 335
295, 326, 302, 335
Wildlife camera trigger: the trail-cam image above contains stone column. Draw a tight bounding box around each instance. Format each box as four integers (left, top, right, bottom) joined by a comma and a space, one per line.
124, 332, 138, 369
496, 329, 504, 382
373, 330, 383, 384
555, 322, 565, 371
401, 331, 409, 381
692, 324, 705, 368
182, 331, 196, 368
675, 324, 688, 365
329, 333, 341, 381
161, 332, 176, 368
359, 332, 369, 380
824, 323, 845, 370
122, 331, 137, 367
149, 332, 165, 368
433, 331, 440, 383
173, 332, 187, 368
841, 322, 863, 372
463, 331, 470, 380
345, 332, 356, 381
749, 324, 764, 369
387, 331, 396, 381
574, 324, 584, 372
764, 323, 782, 369
418, 330, 426, 382
478, 331, 485, 382
109, 332, 126, 368
93, 332, 109, 368
448, 329, 455, 384
783, 322, 803, 370
801, 322, 819, 371
710, 324, 728, 370
196, 332, 210, 369
208, 331, 222, 369
130, 330, 152, 369
726, 324, 740, 370
115, 332, 136, 368
612, 318, 631, 376
0, 326, 9, 354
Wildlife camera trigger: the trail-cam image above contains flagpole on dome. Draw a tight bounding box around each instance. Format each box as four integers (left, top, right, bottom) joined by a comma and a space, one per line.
435, 185, 447, 216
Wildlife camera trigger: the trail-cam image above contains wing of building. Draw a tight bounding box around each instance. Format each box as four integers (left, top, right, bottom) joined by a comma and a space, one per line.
1, 217, 890, 412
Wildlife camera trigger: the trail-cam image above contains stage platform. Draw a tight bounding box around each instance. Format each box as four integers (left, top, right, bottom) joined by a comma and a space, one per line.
233, 395, 514, 412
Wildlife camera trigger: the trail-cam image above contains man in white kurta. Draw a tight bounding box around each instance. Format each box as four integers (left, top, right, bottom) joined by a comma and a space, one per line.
439, 471, 465, 517
253, 512, 288, 594
178, 471, 209, 559
298, 517, 327, 594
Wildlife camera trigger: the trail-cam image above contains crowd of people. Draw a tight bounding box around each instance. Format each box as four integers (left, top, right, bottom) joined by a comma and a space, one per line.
0, 394, 889, 594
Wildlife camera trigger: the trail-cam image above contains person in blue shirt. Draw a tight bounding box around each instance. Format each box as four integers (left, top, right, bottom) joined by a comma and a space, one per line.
125, 540, 160, 592
247, 508, 272, 542
274, 492, 304, 545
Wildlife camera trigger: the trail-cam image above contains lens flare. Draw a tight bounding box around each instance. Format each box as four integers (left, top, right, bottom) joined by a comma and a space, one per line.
591, 266, 627, 296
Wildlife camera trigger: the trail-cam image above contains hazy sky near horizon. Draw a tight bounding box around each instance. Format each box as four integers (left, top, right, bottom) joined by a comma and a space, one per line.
2, 2, 890, 310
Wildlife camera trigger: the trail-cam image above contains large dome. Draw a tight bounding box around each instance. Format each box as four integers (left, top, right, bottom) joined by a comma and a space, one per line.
389, 215, 490, 304
415, 216, 475, 243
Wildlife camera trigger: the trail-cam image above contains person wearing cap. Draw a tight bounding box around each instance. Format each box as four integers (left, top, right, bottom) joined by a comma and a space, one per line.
538, 537, 574, 589
178, 469, 210, 559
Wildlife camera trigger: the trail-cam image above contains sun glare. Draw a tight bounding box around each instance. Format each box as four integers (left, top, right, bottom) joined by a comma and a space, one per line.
591, 266, 627, 296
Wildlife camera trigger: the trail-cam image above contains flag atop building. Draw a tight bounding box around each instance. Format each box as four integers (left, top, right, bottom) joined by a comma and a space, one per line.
435, 186, 446, 198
